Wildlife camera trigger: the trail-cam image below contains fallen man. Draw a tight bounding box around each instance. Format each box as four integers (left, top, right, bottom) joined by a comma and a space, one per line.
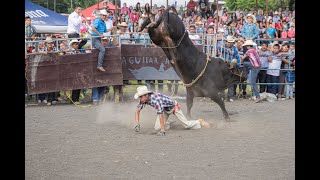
134, 86, 210, 136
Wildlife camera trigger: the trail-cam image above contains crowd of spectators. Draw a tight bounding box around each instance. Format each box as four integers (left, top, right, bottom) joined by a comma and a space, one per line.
25, 0, 295, 105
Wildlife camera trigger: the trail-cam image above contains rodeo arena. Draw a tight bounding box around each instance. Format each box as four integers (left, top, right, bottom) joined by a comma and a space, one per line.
25, 0, 295, 179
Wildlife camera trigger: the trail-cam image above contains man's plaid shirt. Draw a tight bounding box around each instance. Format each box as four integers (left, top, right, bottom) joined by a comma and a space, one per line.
137, 93, 176, 114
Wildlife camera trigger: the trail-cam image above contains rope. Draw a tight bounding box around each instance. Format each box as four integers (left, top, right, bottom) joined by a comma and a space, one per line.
64, 90, 92, 108
158, 30, 187, 49
183, 55, 211, 88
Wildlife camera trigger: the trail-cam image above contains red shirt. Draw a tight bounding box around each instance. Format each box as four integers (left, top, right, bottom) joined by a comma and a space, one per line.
275, 23, 283, 31
130, 12, 139, 23
187, 1, 197, 12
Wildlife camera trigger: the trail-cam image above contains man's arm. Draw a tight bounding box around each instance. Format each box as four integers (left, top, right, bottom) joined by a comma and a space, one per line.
91, 26, 104, 38
241, 24, 247, 39
135, 108, 140, 126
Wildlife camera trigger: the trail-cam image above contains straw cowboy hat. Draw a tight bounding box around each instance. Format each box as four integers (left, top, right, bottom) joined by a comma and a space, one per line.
134, 86, 152, 99
99, 9, 108, 15
45, 37, 54, 43
225, 35, 236, 43
117, 22, 128, 27
245, 13, 256, 23
69, 39, 80, 47
242, 39, 257, 46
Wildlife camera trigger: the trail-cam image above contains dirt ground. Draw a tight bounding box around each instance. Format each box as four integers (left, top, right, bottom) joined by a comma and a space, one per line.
25, 97, 295, 180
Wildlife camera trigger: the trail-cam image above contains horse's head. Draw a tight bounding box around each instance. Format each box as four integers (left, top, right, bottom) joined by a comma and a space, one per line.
139, 6, 186, 46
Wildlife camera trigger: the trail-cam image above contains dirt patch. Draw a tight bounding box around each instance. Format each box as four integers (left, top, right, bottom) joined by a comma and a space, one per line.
25, 98, 295, 179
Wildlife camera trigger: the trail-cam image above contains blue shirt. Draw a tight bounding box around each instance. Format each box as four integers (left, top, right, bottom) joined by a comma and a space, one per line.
259, 50, 271, 68
219, 45, 241, 64
91, 18, 106, 36
241, 22, 259, 39
267, 27, 277, 38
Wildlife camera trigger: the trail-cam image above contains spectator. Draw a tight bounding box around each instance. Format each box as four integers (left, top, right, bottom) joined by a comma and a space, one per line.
67, 6, 87, 48
130, 9, 140, 23
135, 2, 142, 13
188, 24, 201, 45
121, 2, 130, 15
198, 0, 208, 18
195, 20, 205, 34
144, 3, 151, 14
275, 20, 283, 38
249, 7, 256, 15
242, 40, 261, 102
269, 9, 274, 17
187, 0, 197, 16
284, 6, 290, 17
273, 11, 280, 23
104, 12, 114, 36
65, 40, 84, 104
243, 8, 249, 16
117, 22, 131, 44
178, 6, 185, 17
206, 14, 215, 26
152, 4, 158, 15
257, 42, 272, 93
277, 43, 290, 100
241, 14, 259, 40
91, 9, 108, 72
266, 22, 278, 39
261, 18, 267, 27
138, 14, 147, 27
235, 21, 243, 38
287, 24, 295, 38
266, 44, 282, 95
155, 9, 163, 21
258, 21, 266, 38
256, 8, 265, 22
282, 20, 289, 31
220, 12, 228, 25
219, 36, 241, 102
281, 27, 288, 38
25, 16, 37, 41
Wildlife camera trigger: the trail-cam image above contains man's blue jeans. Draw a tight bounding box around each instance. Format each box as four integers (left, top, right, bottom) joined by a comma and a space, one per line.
92, 87, 106, 102
249, 67, 261, 98
92, 37, 106, 67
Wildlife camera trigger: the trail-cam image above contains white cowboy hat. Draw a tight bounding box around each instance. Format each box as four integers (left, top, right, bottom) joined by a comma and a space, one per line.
99, 9, 108, 15
242, 39, 257, 46
274, 11, 278, 15
225, 35, 235, 43
245, 13, 256, 23
141, 14, 148, 18
86, 17, 91, 20
69, 39, 80, 47
117, 22, 128, 27
45, 37, 54, 43
134, 86, 152, 99
218, 28, 224, 33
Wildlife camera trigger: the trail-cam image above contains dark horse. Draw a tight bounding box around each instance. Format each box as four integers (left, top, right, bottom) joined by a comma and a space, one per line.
139, 7, 247, 121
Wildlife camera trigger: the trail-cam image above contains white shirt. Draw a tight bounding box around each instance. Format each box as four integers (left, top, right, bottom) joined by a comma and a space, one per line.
67, 11, 82, 34
189, 34, 201, 45
267, 57, 282, 76
105, 19, 113, 36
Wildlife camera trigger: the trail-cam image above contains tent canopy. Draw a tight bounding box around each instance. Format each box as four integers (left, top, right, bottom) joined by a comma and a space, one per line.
82, 1, 116, 20
25, 0, 68, 34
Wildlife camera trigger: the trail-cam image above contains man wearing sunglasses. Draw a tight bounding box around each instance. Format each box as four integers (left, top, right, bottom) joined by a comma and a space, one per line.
91, 9, 108, 72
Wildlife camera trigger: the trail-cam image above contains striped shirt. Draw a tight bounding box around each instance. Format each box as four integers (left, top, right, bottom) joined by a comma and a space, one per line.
219, 45, 241, 64
137, 93, 176, 114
